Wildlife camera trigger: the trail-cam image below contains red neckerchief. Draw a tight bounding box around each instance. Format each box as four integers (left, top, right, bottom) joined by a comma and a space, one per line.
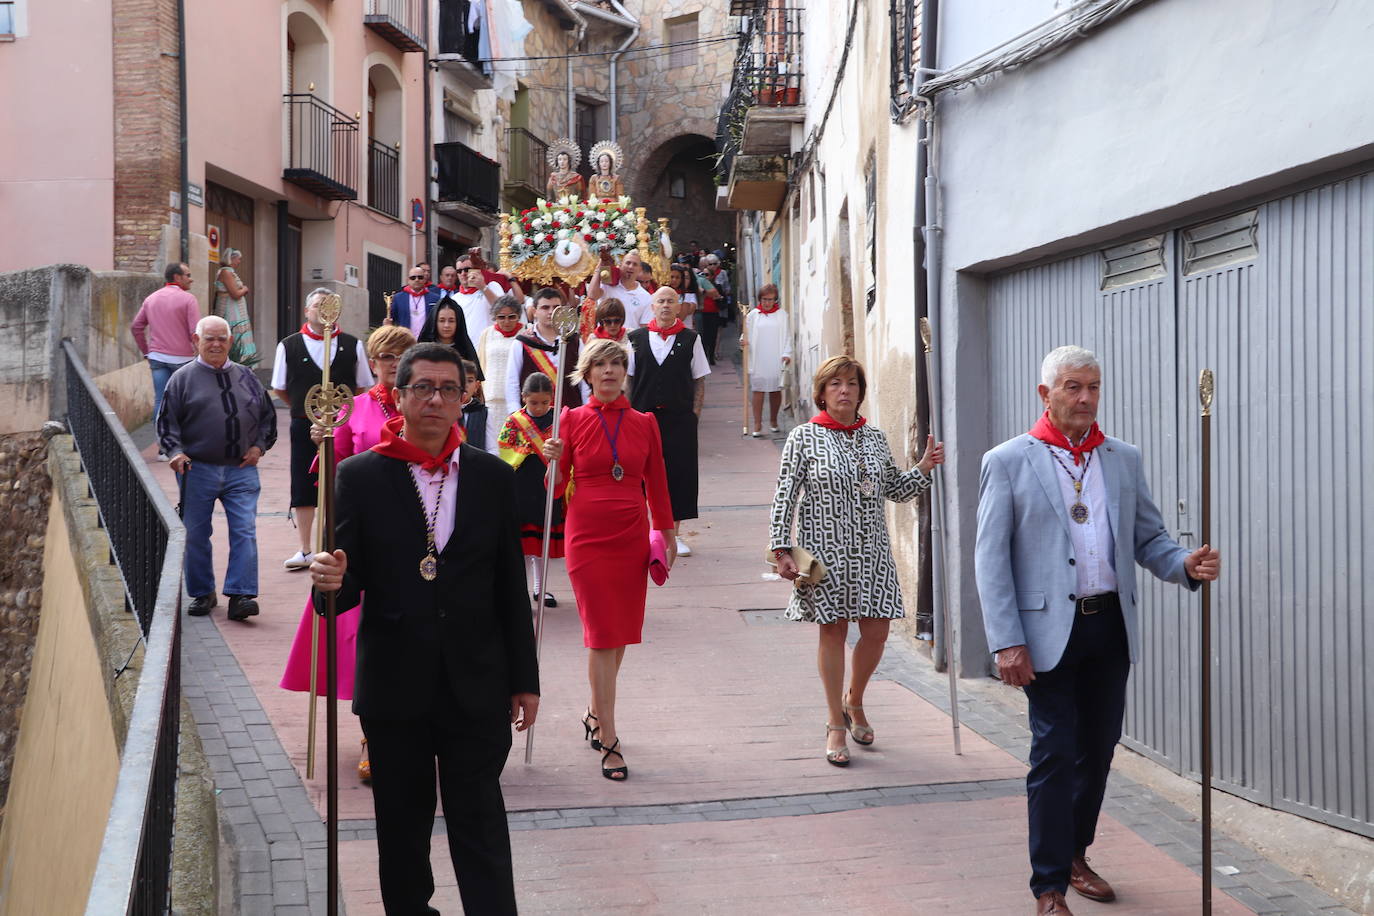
647, 318, 685, 340
755, 303, 780, 314
437, 285, 458, 296
370, 415, 461, 474
494, 321, 525, 338
300, 323, 324, 341
811, 412, 867, 432
1028, 410, 1105, 466
405, 286, 427, 298
458, 285, 479, 295
589, 394, 631, 411
594, 326, 627, 341
368, 383, 397, 418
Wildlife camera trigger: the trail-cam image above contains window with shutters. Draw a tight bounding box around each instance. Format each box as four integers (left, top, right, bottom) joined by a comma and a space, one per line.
889, 0, 921, 118
666, 13, 698, 69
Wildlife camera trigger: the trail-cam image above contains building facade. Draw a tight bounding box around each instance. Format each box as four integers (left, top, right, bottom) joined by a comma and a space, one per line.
721, 0, 1374, 840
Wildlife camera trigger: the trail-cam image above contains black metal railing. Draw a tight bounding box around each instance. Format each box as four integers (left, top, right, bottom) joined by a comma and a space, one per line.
505, 127, 548, 196
283, 94, 359, 200
364, 0, 425, 52
436, 0, 485, 71
64, 340, 185, 915
435, 141, 501, 213
715, 6, 805, 182
368, 139, 401, 218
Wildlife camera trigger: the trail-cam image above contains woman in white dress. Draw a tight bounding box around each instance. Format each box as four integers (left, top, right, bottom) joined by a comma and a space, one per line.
741, 284, 792, 436
475, 294, 526, 454
769, 356, 944, 767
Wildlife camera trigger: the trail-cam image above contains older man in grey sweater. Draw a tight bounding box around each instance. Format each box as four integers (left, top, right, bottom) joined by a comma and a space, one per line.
158, 315, 278, 620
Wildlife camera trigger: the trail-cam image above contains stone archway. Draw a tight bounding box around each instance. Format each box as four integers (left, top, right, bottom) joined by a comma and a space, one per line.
624, 118, 718, 202
627, 125, 733, 255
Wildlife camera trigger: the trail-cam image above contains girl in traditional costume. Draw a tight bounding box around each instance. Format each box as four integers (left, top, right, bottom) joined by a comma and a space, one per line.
497, 372, 565, 606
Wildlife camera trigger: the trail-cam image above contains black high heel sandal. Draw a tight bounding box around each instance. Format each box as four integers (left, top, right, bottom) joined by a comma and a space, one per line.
581, 710, 602, 750
600, 738, 628, 781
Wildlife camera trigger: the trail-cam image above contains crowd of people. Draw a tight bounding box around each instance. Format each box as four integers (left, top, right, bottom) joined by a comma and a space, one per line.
131, 243, 1220, 916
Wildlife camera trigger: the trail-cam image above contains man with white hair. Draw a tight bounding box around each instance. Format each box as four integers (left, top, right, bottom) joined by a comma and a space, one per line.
158, 316, 278, 620
976, 345, 1221, 915
272, 289, 375, 571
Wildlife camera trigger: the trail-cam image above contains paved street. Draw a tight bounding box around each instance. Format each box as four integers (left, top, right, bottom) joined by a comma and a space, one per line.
142, 343, 1355, 915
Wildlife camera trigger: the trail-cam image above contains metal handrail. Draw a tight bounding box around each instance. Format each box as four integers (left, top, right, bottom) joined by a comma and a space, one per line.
368, 138, 401, 218
283, 93, 360, 199
63, 340, 186, 915
505, 127, 548, 194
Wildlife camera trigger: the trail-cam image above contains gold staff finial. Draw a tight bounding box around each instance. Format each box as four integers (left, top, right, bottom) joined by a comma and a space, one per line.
1199, 368, 1215, 418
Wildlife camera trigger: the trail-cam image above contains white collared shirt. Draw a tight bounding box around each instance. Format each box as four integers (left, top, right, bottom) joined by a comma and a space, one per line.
408, 452, 460, 554
270, 336, 375, 390
1044, 442, 1117, 596
628, 331, 711, 379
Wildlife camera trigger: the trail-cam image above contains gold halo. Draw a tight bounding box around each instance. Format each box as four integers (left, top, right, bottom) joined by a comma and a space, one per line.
546, 137, 582, 171
589, 139, 624, 175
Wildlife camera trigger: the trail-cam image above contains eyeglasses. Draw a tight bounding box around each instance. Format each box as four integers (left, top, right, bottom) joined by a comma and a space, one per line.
495, 313, 520, 321
371, 352, 401, 363
399, 383, 464, 402
408, 275, 424, 281
601, 318, 624, 327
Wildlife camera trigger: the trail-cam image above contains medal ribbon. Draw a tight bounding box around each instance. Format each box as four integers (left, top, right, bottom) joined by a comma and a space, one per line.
593, 408, 626, 478
407, 466, 447, 576
1045, 445, 1094, 522
522, 342, 559, 382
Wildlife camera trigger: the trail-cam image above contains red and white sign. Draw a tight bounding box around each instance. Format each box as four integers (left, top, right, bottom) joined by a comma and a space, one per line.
207, 224, 221, 263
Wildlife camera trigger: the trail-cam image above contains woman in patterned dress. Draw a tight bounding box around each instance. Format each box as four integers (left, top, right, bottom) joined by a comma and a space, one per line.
769, 356, 945, 767
214, 249, 259, 365
280, 324, 416, 782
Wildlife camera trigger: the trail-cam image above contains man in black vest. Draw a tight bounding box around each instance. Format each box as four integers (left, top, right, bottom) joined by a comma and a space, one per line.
270, 288, 375, 571
502, 286, 585, 409
310, 343, 538, 915
627, 286, 710, 556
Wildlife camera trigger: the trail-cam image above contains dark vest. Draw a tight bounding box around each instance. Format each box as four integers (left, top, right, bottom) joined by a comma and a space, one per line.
282, 331, 361, 418
628, 327, 697, 413
516, 331, 582, 408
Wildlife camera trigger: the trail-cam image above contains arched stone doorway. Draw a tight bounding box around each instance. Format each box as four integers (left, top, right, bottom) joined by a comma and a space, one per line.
630, 131, 734, 257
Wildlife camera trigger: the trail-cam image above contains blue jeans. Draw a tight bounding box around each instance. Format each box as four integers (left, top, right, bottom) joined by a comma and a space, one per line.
148, 358, 180, 433
181, 462, 261, 598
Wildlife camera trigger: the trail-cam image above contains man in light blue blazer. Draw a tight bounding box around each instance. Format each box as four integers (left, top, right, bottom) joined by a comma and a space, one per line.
976, 345, 1220, 916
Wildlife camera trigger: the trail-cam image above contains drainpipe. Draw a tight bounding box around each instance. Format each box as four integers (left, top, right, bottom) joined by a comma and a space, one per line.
176, 0, 189, 264
423, 0, 434, 263
913, 0, 942, 649
608, 22, 639, 142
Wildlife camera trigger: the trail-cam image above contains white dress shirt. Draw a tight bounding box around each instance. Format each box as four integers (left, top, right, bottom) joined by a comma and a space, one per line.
627, 331, 711, 379
270, 336, 375, 390
1045, 443, 1117, 596
599, 282, 652, 330
408, 452, 460, 554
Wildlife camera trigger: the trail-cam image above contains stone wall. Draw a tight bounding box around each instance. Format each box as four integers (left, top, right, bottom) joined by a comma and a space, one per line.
0, 433, 52, 823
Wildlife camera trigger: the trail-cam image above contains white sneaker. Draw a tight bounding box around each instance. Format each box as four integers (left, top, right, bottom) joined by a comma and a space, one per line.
283, 550, 312, 571
156, 451, 170, 462
675, 537, 692, 557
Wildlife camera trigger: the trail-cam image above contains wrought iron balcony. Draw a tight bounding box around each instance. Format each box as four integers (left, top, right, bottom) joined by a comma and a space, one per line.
364, 0, 425, 52
283, 94, 359, 200
435, 140, 501, 220
504, 127, 548, 207
435, 0, 491, 88
367, 139, 400, 218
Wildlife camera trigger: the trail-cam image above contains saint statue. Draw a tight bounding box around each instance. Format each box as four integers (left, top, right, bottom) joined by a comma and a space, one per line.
545, 137, 585, 201
588, 139, 625, 199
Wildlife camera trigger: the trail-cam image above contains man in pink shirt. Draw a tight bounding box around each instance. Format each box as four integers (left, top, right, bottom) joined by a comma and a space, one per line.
131, 262, 200, 458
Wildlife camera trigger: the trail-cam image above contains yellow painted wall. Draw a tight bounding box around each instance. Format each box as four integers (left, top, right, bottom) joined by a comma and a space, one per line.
0, 488, 120, 916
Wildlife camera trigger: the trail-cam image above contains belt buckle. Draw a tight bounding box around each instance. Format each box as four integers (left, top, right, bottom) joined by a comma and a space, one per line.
1079, 596, 1102, 615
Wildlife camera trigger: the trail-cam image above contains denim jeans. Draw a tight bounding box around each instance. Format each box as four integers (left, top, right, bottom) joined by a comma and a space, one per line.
148, 358, 180, 432
181, 462, 261, 598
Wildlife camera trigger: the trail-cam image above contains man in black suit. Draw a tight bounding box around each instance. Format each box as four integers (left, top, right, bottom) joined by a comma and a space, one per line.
311, 343, 539, 915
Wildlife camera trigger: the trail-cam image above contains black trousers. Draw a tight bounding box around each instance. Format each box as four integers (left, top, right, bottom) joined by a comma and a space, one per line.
698, 311, 722, 364
288, 416, 318, 508
652, 408, 699, 521
1021, 594, 1130, 898
361, 687, 517, 915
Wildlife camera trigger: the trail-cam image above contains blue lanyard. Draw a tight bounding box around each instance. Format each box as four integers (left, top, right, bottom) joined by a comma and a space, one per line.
594, 408, 626, 469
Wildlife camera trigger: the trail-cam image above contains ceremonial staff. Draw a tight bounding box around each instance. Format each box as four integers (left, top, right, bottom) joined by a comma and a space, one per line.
1199, 368, 1215, 915
920, 317, 962, 755
740, 304, 752, 437
525, 302, 582, 765
303, 293, 353, 916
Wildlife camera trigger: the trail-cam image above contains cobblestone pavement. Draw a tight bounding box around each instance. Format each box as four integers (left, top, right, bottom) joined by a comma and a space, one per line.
140, 339, 1357, 914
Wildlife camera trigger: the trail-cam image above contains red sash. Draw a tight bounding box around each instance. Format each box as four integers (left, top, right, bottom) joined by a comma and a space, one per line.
522, 343, 559, 382
510, 409, 552, 465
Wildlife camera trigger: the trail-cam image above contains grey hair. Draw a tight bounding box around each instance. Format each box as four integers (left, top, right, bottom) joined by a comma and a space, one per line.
490, 293, 522, 320
305, 287, 334, 310
195, 315, 230, 337
1040, 345, 1100, 388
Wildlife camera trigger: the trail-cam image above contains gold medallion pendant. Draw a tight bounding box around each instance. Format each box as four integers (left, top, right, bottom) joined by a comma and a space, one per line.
419, 554, 438, 581
1070, 501, 1090, 524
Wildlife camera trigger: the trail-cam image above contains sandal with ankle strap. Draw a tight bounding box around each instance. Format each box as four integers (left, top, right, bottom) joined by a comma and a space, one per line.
825, 724, 850, 767
843, 701, 875, 746
581, 709, 603, 750
600, 737, 628, 780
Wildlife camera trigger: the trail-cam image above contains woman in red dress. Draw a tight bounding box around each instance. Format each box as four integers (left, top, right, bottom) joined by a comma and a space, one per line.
544, 337, 675, 780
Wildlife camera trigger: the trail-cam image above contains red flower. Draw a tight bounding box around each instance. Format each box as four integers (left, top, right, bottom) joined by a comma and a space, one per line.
584, 233, 593, 241
552, 221, 561, 229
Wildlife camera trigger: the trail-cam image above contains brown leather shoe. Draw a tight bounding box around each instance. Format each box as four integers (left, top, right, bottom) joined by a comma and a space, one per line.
1069, 856, 1116, 902
1036, 891, 1074, 915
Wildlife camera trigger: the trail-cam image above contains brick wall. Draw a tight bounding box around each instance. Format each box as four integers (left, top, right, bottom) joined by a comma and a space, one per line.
112, 0, 181, 272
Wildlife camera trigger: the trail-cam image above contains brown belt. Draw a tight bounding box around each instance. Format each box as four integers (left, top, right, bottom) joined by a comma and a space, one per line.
1076, 593, 1120, 615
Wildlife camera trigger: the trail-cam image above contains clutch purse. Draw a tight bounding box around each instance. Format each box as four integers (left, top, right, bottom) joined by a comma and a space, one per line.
764, 546, 827, 585
648, 529, 670, 586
